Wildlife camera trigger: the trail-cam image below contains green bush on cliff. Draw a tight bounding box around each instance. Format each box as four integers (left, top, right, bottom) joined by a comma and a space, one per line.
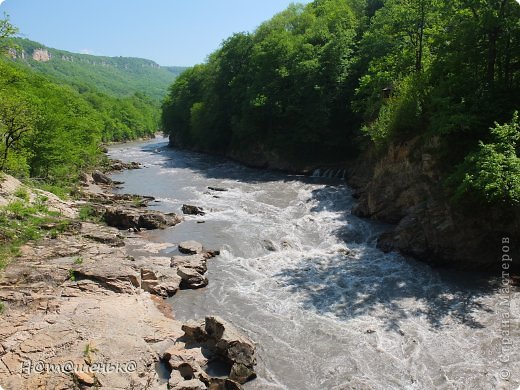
452, 112, 520, 205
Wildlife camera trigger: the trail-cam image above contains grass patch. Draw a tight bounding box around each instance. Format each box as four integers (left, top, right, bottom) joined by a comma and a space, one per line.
73, 256, 83, 265
0, 302, 4, 315
78, 204, 102, 223
38, 183, 70, 200
14, 186, 30, 201
0, 198, 71, 270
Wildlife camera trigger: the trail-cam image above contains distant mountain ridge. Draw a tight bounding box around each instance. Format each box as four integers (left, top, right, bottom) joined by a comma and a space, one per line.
7, 38, 186, 101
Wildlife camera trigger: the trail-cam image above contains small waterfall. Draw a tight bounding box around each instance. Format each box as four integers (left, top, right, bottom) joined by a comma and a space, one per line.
311, 167, 346, 181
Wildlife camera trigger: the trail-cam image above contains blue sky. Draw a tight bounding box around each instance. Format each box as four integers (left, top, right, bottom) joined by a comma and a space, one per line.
0, 0, 311, 66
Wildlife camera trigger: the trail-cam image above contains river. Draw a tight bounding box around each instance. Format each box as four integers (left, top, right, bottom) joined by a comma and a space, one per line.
108, 136, 519, 390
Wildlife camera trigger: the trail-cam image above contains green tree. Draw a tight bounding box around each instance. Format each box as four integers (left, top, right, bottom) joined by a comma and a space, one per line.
0, 94, 36, 171
453, 112, 520, 205
0, 14, 18, 54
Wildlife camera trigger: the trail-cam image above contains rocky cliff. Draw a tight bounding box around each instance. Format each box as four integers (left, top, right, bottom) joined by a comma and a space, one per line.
348, 137, 520, 271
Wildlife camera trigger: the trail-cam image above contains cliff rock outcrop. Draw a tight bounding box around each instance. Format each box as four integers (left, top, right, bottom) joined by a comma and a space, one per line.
349, 138, 520, 270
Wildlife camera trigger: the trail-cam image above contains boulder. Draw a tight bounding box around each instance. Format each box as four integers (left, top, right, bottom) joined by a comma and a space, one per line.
83, 230, 125, 247
179, 241, 203, 255
163, 350, 209, 385
111, 161, 124, 171
138, 212, 175, 229
103, 207, 140, 229
74, 264, 141, 294
168, 372, 207, 390
92, 170, 113, 185
229, 363, 256, 384
151, 281, 181, 297
110, 160, 141, 171
180, 316, 256, 385
171, 255, 208, 274
181, 320, 206, 342
74, 371, 96, 386
182, 204, 205, 216
209, 378, 243, 390
205, 316, 256, 382
140, 268, 181, 297
177, 267, 208, 289
204, 250, 220, 258
205, 316, 226, 340
103, 208, 182, 230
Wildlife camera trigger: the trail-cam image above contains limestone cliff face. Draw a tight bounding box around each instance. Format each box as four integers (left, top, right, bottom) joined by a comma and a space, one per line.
349, 138, 520, 271
32, 48, 51, 62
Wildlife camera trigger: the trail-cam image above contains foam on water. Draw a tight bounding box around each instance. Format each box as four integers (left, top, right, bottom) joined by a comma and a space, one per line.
109, 137, 519, 390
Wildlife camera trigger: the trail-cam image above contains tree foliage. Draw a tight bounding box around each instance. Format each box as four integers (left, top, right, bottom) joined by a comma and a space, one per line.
8, 37, 184, 102
0, 14, 17, 54
163, 0, 520, 207
0, 15, 162, 188
452, 112, 520, 205
163, 0, 360, 163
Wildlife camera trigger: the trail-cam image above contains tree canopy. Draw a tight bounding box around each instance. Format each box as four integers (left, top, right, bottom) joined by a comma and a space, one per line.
163, 0, 520, 206
0, 16, 163, 189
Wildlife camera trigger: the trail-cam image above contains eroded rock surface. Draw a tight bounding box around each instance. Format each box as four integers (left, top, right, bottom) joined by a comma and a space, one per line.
0, 172, 254, 389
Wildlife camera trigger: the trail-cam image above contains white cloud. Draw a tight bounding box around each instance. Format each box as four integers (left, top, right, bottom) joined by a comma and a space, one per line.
80, 49, 94, 55
0, 0, 5, 6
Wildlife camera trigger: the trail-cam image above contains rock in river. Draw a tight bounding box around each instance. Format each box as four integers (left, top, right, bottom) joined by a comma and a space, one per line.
139, 212, 182, 229
103, 207, 182, 230
179, 240, 204, 255
177, 266, 208, 289
182, 204, 205, 216
180, 316, 257, 385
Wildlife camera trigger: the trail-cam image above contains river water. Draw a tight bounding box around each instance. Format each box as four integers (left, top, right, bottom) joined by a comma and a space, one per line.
109, 136, 519, 390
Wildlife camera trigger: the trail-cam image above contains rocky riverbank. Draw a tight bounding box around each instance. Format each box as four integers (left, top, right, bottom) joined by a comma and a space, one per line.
0, 170, 256, 389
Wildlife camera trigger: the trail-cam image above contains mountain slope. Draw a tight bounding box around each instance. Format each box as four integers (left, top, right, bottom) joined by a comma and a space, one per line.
8, 38, 186, 101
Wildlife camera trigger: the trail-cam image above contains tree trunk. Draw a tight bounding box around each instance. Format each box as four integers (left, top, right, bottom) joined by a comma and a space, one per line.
415, 0, 426, 73
486, 27, 499, 87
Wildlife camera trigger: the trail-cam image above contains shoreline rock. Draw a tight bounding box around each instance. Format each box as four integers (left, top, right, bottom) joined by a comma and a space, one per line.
0, 167, 256, 389
178, 316, 257, 386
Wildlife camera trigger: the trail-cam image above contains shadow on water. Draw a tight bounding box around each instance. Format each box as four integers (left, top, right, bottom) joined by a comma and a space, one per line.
140, 140, 499, 331
147, 142, 325, 185
275, 251, 496, 331
275, 185, 498, 331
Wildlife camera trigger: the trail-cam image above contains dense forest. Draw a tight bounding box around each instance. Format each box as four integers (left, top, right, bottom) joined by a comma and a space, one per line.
162, 0, 520, 209
0, 19, 174, 192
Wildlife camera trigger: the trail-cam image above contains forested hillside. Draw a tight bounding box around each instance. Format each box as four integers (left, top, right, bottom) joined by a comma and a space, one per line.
163, 0, 520, 208
0, 18, 176, 192
8, 38, 185, 102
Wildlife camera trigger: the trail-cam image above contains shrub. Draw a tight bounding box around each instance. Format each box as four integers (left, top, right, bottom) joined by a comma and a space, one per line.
451, 112, 520, 205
